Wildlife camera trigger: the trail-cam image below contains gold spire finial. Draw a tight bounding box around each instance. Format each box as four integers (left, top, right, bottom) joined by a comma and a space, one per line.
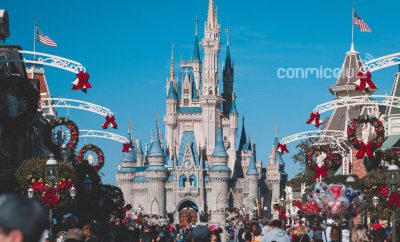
195, 17, 199, 36
169, 43, 175, 81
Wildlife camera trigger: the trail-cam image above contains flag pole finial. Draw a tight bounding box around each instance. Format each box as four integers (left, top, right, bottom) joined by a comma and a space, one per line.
350, 3, 355, 52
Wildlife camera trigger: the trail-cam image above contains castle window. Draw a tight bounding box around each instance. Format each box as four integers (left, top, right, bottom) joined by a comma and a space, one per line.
184, 99, 189, 106
184, 88, 189, 94
189, 174, 197, 188
179, 175, 187, 187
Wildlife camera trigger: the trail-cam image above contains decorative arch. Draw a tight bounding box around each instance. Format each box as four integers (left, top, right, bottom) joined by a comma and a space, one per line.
179, 174, 187, 187
150, 198, 160, 216
227, 189, 234, 209
176, 199, 199, 212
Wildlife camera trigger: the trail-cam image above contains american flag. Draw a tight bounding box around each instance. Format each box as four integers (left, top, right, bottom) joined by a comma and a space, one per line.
36, 27, 57, 47
353, 12, 372, 32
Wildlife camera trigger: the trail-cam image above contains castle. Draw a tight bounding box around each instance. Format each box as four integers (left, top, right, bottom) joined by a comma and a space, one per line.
116, 0, 287, 225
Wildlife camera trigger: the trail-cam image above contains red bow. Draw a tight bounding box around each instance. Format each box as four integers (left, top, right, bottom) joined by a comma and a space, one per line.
277, 143, 289, 154
122, 143, 132, 153
306, 112, 320, 127
356, 141, 374, 159
313, 166, 327, 180
387, 192, 400, 209
355, 71, 377, 91
103, 115, 118, 129
379, 186, 390, 197
71, 71, 92, 93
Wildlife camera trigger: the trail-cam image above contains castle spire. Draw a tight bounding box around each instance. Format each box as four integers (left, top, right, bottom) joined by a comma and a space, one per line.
207, 0, 216, 28
246, 153, 259, 176
192, 18, 201, 63
239, 115, 248, 151
169, 43, 175, 81
149, 114, 164, 158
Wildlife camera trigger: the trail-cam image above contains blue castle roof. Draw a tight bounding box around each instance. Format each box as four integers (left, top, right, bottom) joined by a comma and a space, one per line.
229, 98, 238, 115
192, 35, 201, 63
212, 128, 228, 158
137, 139, 143, 154
118, 166, 147, 173
246, 153, 259, 175
167, 81, 178, 100
149, 125, 165, 157
132, 176, 147, 183
274, 136, 285, 165
209, 165, 231, 172
177, 131, 200, 166
121, 149, 136, 163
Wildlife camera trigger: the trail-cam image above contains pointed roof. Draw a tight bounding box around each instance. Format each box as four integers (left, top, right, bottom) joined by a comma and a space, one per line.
167, 80, 178, 99
121, 149, 137, 163
272, 124, 284, 165
192, 34, 201, 63
239, 116, 249, 151
223, 45, 233, 78
136, 139, 143, 154
246, 153, 258, 176
229, 95, 238, 115
212, 128, 228, 157
177, 131, 200, 166
148, 119, 165, 157
206, 0, 218, 29
169, 43, 175, 81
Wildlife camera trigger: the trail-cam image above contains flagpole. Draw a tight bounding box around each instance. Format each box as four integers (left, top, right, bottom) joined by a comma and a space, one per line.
351, 3, 355, 51
33, 23, 36, 79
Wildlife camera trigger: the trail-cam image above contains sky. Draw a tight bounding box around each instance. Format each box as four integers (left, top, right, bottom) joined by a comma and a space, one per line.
3, 0, 400, 184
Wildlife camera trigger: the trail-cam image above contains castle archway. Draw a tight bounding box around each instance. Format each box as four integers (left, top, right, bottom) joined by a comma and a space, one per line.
177, 200, 198, 226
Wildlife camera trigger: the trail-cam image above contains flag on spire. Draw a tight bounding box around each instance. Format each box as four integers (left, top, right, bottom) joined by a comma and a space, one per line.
353, 12, 372, 32
36, 26, 57, 47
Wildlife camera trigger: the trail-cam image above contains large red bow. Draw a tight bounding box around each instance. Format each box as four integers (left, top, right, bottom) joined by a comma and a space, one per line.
313, 166, 327, 180
103, 115, 118, 129
122, 142, 132, 153
277, 143, 289, 154
356, 141, 374, 159
306, 112, 320, 127
71, 71, 92, 93
355, 71, 377, 91
387, 192, 400, 209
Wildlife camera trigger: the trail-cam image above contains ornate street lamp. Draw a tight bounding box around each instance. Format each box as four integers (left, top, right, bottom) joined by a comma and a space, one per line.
70, 186, 76, 199
387, 162, 399, 242
83, 174, 92, 193
346, 175, 355, 187
27, 188, 33, 199
45, 154, 58, 182
372, 196, 379, 207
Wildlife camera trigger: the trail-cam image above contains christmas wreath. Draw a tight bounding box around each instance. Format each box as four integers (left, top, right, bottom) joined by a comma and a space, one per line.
306, 145, 342, 180
76, 144, 105, 171
29, 177, 74, 208
43, 117, 79, 159
347, 115, 384, 159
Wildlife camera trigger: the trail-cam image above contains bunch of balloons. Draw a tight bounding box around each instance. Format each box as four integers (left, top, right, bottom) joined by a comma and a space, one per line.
295, 182, 366, 218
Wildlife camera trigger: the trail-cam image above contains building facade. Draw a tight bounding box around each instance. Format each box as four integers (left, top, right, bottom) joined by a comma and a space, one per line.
116, 0, 287, 225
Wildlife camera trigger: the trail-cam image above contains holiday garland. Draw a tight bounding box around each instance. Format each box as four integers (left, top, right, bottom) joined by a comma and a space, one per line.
347, 115, 384, 159
76, 144, 105, 171
43, 117, 79, 159
306, 145, 342, 179
29, 176, 74, 208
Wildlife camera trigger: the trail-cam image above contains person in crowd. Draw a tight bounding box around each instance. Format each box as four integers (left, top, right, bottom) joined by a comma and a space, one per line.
322, 219, 335, 242
243, 231, 253, 242
261, 220, 290, 242
82, 224, 97, 242
210, 231, 221, 242
0, 193, 47, 242
252, 228, 262, 242
308, 225, 315, 242
314, 224, 324, 242
261, 219, 271, 236
351, 225, 371, 242
65, 228, 85, 242
293, 224, 310, 242
191, 225, 210, 242
140, 224, 153, 242
329, 225, 342, 242
369, 223, 385, 242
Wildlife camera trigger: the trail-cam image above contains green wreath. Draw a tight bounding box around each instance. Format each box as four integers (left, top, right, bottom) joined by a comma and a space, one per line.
76, 144, 105, 171
347, 115, 384, 159
43, 117, 79, 159
306, 145, 341, 170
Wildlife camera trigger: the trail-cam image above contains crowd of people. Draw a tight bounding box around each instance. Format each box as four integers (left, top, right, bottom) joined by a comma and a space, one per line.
0, 193, 399, 242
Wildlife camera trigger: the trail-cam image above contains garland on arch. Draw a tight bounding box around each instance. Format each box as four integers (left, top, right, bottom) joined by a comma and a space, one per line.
76, 144, 105, 172
347, 115, 384, 159
306, 145, 342, 180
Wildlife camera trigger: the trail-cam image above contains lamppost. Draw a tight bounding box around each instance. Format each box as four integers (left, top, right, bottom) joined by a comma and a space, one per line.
263, 207, 268, 219
45, 154, 58, 242
27, 188, 33, 199
253, 207, 258, 220
372, 196, 379, 207
387, 162, 399, 242
346, 175, 355, 230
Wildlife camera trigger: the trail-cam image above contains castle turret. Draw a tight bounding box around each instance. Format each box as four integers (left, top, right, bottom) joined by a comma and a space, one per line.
165, 48, 178, 160
246, 152, 258, 213
209, 127, 231, 225
192, 19, 202, 93
227, 93, 238, 171
146, 119, 168, 223
136, 139, 144, 166
222, 34, 234, 115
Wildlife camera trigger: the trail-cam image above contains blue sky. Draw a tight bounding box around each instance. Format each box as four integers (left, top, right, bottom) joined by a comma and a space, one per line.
3, 0, 400, 184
